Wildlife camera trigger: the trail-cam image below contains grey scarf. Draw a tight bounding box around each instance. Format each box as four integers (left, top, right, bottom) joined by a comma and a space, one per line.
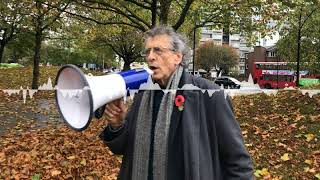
132, 65, 184, 180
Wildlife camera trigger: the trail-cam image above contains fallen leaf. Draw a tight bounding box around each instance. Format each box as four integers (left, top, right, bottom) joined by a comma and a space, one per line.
253, 168, 270, 177
304, 159, 312, 165
281, 153, 290, 161
309, 168, 316, 173
260, 168, 270, 176
0, 152, 5, 162
80, 159, 86, 166
31, 173, 41, 180
304, 167, 310, 172
304, 134, 315, 142
254, 170, 261, 178
51, 169, 61, 176
67, 155, 76, 160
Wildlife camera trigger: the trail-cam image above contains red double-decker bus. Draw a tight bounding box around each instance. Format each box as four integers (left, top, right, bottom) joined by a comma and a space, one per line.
252, 62, 309, 89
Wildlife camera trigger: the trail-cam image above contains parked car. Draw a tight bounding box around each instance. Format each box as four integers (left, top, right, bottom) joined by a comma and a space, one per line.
214, 76, 241, 89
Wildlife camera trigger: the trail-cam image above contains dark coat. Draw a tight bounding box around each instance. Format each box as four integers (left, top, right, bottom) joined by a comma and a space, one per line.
100, 72, 254, 180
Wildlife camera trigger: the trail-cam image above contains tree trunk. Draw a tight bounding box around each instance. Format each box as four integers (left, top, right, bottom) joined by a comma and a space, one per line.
159, 0, 172, 25
296, 10, 302, 87
122, 60, 131, 71
151, 0, 157, 27
32, 30, 42, 89
0, 43, 5, 64
12, 49, 17, 63
222, 27, 230, 45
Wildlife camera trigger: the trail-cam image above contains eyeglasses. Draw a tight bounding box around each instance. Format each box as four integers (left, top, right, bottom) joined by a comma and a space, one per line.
141, 47, 175, 57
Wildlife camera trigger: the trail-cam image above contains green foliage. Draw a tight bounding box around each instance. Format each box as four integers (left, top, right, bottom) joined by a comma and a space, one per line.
0, 0, 28, 63
83, 24, 144, 70
276, 1, 320, 74
195, 41, 239, 75
195, 0, 284, 45
3, 32, 35, 65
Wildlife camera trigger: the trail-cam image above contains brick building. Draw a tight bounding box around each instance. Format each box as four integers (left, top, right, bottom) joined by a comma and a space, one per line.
245, 45, 280, 79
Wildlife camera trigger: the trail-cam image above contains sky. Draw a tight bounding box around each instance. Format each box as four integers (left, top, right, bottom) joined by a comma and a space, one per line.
257, 32, 280, 47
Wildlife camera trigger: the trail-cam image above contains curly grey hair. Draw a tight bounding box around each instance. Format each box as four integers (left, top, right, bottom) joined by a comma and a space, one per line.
144, 26, 191, 68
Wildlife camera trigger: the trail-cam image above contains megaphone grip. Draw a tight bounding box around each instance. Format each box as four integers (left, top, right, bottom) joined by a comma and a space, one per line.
94, 104, 106, 119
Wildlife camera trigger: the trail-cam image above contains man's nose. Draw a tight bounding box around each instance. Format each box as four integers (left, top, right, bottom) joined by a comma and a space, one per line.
146, 49, 156, 62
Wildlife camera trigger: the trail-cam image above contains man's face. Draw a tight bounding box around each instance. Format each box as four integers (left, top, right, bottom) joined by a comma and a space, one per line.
144, 35, 182, 87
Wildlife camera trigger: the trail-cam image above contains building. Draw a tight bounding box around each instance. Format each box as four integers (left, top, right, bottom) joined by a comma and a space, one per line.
245, 45, 280, 79
199, 27, 252, 77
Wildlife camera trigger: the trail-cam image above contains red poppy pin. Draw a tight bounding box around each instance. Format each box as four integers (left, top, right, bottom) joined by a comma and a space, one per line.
175, 95, 185, 111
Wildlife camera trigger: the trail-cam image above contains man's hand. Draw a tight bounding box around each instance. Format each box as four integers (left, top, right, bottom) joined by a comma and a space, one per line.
105, 98, 128, 129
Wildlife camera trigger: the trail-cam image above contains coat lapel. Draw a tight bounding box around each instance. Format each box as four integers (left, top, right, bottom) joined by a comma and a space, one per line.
169, 72, 194, 144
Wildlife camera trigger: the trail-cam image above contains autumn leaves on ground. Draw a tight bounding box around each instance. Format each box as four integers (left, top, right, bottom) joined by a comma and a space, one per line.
0, 67, 319, 179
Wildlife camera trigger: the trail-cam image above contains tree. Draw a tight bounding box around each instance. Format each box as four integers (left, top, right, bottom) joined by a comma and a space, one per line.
26, 0, 71, 89
89, 25, 144, 71
191, 0, 285, 43
69, 0, 194, 31
4, 32, 35, 64
276, 0, 320, 84
0, 0, 26, 63
195, 41, 239, 76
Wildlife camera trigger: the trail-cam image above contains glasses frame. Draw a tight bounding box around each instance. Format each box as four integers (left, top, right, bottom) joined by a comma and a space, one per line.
141, 46, 175, 57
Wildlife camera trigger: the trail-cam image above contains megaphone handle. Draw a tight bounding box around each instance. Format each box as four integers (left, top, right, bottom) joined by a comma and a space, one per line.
94, 104, 106, 119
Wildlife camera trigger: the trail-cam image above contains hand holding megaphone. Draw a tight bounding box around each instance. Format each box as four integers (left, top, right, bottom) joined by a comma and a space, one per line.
55, 64, 153, 131
104, 98, 128, 129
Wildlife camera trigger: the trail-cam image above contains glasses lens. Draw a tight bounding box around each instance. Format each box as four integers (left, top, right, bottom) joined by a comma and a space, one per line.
141, 47, 173, 57
141, 48, 150, 57
153, 47, 162, 55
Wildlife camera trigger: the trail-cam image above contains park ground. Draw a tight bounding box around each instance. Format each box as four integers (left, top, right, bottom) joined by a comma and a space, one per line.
0, 66, 319, 179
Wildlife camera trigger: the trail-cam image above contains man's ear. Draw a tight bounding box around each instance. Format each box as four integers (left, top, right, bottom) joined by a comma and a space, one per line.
174, 52, 183, 65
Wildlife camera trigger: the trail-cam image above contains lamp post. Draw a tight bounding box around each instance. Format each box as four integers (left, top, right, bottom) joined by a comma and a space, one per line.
277, 55, 279, 89
295, 6, 317, 87
296, 11, 302, 87
192, 25, 198, 75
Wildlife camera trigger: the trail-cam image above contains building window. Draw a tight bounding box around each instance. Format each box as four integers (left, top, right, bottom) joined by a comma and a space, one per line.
202, 33, 212, 39
267, 51, 276, 57
246, 64, 248, 69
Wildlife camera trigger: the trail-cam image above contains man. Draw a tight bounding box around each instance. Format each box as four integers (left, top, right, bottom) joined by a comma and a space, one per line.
100, 26, 253, 180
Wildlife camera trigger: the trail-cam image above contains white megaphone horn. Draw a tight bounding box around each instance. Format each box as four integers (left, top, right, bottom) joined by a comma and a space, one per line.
55, 64, 153, 131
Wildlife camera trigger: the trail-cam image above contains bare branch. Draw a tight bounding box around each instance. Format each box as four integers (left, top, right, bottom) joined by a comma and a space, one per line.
79, 0, 151, 30
83, 1, 149, 27
124, 0, 151, 10
172, 0, 194, 30
42, 2, 71, 31
301, 6, 317, 28
118, 1, 152, 28
64, 9, 146, 31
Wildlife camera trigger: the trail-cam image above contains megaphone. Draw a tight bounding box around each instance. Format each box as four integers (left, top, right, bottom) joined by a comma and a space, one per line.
55, 64, 152, 131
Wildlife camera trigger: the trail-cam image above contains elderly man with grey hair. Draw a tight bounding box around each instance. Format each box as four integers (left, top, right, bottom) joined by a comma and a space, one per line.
100, 26, 253, 180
